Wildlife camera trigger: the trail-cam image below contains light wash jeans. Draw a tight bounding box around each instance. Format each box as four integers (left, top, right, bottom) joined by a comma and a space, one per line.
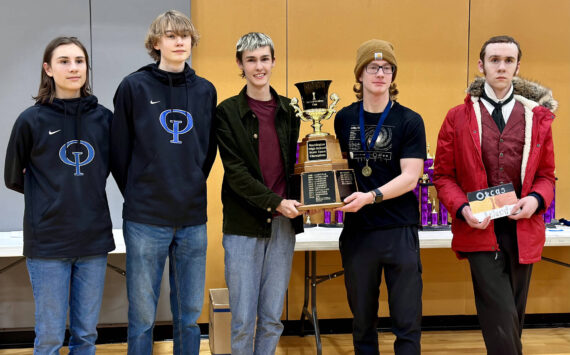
223, 216, 296, 355
123, 220, 207, 355
26, 254, 108, 355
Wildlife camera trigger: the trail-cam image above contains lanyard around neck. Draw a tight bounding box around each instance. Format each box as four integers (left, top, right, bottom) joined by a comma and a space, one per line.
359, 100, 392, 159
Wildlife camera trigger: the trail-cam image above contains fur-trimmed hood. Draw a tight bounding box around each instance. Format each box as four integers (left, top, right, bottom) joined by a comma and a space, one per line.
467, 76, 558, 112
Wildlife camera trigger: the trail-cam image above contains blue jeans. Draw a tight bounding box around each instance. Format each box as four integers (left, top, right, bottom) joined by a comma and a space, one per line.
223, 216, 296, 355
26, 254, 108, 355
124, 220, 207, 355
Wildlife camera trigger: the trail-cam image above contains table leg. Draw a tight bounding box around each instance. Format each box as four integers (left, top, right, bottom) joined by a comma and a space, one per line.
298, 250, 344, 355
300, 251, 310, 335
0, 257, 25, 274
311, 250, 323, 355
106, 262, 126, 276
542, 256, 570, 268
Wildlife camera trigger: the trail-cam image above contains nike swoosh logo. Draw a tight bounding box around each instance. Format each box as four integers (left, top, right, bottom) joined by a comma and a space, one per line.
49, 130, 61, 135
150, 100, 160, 104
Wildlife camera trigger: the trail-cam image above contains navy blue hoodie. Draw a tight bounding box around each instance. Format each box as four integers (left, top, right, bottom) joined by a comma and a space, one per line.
111, 63, 217, 226
4, 96, 115, 258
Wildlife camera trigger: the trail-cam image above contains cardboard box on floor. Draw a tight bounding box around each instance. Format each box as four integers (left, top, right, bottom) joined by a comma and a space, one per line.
209, 288, 231, 355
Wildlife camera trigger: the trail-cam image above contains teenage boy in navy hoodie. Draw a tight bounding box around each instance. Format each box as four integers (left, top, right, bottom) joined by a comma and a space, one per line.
111, 10, 217, 355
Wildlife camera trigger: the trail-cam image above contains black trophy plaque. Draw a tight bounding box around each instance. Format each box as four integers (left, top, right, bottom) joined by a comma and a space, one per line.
336, 170, 358, 200
307, 140, 328, 161
302, 171, 336, 205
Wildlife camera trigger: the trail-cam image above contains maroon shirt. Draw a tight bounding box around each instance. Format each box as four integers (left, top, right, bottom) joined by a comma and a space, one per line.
480, 100, 525, 195
247, 95, 287, 199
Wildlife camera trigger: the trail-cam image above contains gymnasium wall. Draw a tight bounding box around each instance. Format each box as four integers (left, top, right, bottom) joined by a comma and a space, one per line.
0, 0, 191, 328
0, 0, 193, 231
0, 0, 568, 328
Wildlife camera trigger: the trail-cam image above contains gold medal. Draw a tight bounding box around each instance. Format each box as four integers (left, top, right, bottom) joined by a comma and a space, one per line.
362, 160, 372, 177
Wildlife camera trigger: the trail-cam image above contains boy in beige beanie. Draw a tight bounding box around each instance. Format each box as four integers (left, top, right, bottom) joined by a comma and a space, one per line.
334, 39, 426, 354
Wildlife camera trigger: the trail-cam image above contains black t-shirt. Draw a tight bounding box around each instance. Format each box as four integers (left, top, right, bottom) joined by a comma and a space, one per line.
334, 101, 426, 230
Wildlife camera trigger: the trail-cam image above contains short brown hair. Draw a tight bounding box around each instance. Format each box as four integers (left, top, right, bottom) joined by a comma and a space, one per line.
479, 35, 522, 62
145, 10, 200, 62
34, 37, 92, 104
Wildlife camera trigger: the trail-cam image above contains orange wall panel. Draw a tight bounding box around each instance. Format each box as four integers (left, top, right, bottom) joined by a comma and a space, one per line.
191, 0, 289, 324
191, 0, 570, 324
469, 0, 570, 218
287, 0, 469, 145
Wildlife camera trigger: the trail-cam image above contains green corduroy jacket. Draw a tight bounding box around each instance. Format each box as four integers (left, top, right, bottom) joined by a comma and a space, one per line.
215, 86, 303, 238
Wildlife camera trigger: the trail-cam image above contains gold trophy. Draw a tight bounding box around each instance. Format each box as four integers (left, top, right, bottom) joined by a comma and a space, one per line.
290, 80, 357, 210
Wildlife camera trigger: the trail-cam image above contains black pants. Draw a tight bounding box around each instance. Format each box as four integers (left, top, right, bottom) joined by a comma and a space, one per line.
340, 226, 423, 355
466, 218, 533, 355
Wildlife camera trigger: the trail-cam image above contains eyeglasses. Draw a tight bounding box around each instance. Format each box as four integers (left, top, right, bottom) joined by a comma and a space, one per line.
365, 64, 394, 75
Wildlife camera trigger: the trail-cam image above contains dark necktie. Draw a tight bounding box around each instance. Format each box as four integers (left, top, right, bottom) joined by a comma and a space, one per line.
481, 90, 514, 133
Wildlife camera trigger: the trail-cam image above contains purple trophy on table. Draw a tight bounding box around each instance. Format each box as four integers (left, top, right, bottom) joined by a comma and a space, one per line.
420, 175, 429, 226
323, 210, 331, 224
431, 199, 438, 226
335, 210, 344, 224
440, 202, 448, 225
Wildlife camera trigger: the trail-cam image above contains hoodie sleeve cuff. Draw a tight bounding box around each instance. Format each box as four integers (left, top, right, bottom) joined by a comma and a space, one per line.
528, 192, 545, 214
456, 203, 469, 221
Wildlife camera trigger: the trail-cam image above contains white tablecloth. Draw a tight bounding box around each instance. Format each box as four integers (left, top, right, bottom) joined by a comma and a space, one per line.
2, 226, 569, 257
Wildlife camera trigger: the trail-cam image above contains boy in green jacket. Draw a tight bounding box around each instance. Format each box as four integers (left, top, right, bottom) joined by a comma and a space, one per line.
215, 32, 303, 355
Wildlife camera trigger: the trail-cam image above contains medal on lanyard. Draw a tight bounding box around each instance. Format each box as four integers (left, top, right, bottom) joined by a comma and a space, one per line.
359, 100, 392, 177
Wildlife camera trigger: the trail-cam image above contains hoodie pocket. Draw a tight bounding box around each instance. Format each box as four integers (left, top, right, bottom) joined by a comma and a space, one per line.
129, 152, 159, 187
29, 181, 54, 229
37, 187, 110, 231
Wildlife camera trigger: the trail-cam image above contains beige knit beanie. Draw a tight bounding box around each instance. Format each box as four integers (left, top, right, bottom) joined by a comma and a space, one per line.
354, 39, 397, 81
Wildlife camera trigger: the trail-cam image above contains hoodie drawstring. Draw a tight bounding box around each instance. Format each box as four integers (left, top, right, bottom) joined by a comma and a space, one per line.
184, 79, 189, 116
62, 100, 83, 159
167, 70, 190, 120
75, 101, 83, 153
167, 73, 174, 114
63, 101, 69, 157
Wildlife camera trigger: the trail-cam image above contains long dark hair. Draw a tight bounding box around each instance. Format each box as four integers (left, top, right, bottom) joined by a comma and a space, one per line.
34, 37, 92, 104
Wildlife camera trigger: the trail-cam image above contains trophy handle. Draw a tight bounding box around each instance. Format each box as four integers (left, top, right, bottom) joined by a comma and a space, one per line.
290, 98, 312, 122
321, 93, 340, 122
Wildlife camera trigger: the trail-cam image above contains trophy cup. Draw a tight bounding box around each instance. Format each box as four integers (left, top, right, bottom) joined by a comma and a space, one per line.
290, 80, 358, 210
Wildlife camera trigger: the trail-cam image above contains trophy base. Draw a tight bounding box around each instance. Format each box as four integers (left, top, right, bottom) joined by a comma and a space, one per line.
295, 135, 347, 173
297, 202, 345, 211
294, 161, 348, 175
291, 169, 358, 211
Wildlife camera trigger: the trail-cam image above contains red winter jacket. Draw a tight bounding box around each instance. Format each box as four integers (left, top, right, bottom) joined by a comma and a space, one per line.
434, 77, 556, 264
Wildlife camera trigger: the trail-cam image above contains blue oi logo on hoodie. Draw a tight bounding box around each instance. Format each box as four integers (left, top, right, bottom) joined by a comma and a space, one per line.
59, 140, 95, 176
159, 109, 194, 144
